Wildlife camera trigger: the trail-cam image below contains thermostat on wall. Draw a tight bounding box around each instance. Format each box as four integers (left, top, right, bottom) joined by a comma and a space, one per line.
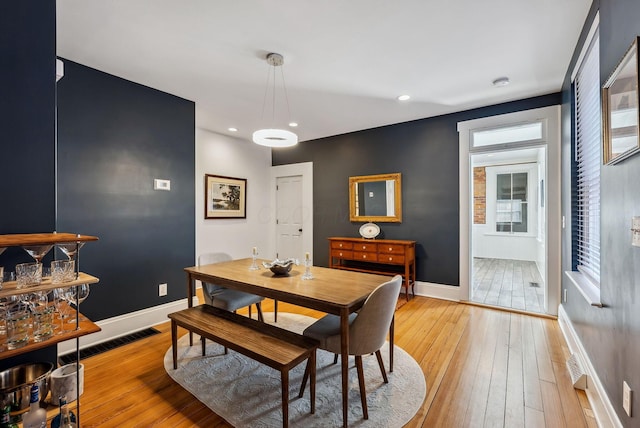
154, 179, 171, 191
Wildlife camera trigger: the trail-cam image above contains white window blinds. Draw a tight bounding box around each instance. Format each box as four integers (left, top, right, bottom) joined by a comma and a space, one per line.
574, 30, 601, 284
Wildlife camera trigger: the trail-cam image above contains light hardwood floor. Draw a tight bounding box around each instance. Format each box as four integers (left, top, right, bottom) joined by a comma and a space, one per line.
73, 293, 596, 427
473, 258, 545, 314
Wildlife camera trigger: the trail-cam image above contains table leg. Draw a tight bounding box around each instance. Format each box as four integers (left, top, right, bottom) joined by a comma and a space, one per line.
171, 320, 178, 370
340, 308, 349, 428
187, 273, 194, 346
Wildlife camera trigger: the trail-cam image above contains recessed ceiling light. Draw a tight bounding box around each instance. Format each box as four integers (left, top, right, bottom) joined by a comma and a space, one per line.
397, 94, 411, 101
289, 122, 298, 127
228, 127, 238, 132
492, 77, 510, 87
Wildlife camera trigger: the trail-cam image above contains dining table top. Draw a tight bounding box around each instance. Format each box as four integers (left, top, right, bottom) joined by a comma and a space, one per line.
184, 258, 392, 314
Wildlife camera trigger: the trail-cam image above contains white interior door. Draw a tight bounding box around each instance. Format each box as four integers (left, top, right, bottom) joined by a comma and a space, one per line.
276, 175, 304, 260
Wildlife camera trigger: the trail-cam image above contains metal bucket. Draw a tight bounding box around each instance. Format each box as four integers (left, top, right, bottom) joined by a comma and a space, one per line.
0, 362, 53, 413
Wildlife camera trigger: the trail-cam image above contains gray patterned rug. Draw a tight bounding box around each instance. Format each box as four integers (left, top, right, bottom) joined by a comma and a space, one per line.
163, 313, 425, 427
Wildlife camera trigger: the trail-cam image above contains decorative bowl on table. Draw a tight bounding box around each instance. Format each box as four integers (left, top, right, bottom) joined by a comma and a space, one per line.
262, 258, 298, 276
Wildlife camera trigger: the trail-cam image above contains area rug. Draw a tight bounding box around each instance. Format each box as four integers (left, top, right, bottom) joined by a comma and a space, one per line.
164, 312, 426, 427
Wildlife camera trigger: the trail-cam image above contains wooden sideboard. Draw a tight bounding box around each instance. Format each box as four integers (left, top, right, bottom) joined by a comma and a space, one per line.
328, 237, 416, 300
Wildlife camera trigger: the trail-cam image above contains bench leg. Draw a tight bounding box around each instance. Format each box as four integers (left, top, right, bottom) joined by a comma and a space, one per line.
274, 300, 278, 322
201, 336, 206, 356
281, 370, 289, 428
390, 315, 395, 372
171, 320, 178, 369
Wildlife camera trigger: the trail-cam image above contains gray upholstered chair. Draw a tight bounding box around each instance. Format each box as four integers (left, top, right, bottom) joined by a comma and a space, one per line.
300, 275, 402, 419
198, 252, 265, 321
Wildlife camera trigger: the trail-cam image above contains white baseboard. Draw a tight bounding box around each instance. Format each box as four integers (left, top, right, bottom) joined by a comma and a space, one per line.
58, 297, 200, 356
557, 305, 621, 428
413, 281, 460, 302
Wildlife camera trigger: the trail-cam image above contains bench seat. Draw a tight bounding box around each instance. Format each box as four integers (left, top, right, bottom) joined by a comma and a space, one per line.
168, 305, 318, 427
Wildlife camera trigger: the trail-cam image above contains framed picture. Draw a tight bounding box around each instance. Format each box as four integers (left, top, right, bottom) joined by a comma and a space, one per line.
205, 174, 247, 219
603, 36, 640, 165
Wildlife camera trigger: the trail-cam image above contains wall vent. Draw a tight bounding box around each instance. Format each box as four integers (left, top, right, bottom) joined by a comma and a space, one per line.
567, 353, 587, 390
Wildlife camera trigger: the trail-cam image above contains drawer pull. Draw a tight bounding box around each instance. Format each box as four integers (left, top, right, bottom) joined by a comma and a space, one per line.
339, 243, 343, 247
339, 252, 343, 256
388, 257, 393, 261
363, 255, 367, 259
389, 247, 393, 251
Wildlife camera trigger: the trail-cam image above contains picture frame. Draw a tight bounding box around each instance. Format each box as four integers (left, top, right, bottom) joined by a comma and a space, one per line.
602, 36, 640, 165
205, 174, 247, 219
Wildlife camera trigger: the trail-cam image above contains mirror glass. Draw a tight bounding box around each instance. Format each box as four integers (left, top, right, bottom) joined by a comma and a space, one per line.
349, 173, 402, 222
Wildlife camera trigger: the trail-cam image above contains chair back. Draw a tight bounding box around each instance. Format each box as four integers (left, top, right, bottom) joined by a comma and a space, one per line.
197, 252, 233, 303
349, 275, 402, 355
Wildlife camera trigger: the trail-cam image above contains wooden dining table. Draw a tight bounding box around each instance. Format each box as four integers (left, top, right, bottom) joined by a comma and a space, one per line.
184, 258, 393, 427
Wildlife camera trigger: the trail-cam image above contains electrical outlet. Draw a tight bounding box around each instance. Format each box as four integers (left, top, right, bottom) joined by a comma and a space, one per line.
623, 381, 632, 417
159, 283, 168, 296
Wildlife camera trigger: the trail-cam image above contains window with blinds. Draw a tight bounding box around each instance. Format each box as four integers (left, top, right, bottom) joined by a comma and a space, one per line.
574, 29, 601, 285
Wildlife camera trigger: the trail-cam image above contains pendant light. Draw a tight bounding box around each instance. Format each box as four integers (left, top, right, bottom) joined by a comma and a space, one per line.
252, 53, 298, 147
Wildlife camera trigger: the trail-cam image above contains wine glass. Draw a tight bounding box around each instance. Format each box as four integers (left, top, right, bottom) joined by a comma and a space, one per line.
66, 284, 90, 323
52, 288, 71, 331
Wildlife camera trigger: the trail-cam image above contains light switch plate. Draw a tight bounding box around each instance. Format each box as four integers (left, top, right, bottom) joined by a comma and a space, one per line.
154, 179, 171, 191
632, 217, 640, 247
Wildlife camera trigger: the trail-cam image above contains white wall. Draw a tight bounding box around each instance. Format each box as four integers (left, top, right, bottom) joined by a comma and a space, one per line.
195, 128, 273, 263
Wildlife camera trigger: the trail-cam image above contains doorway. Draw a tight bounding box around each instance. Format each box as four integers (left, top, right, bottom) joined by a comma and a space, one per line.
458, 105, 561, 316
471, 148, 546, 313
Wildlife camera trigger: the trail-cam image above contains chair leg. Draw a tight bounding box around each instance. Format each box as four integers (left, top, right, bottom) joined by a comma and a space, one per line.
201, 336, 206, 356
274, 299, 278, 322
281, 370, 289, 428
256, 302, 264, 322
248, 305, 252, 319
333, 353, 339, 365
299, 358, 310, 398
375, 350, 389, 383
355, 355, 368, 420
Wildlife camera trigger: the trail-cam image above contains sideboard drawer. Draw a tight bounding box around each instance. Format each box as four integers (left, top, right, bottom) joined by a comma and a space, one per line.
331, 241, 353, 250
354, 242, 377, 252
354, 251, 377, 262
380, 254, 405, 264
331, 249, 353, 259
378, 244, 405, 255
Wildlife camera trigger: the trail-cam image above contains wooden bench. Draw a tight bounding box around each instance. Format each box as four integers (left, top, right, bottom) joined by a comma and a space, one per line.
168, 305, 319, 428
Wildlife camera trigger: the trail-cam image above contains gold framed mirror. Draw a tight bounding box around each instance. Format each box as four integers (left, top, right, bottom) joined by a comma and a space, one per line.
603, 36, 640, 164
349, 173, 402, 223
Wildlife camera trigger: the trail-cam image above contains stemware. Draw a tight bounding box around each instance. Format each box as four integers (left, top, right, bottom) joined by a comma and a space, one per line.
57, 242, 85, 261
22, 244, 54, 264
52, 288, 71, 331
66, 284, 90, 323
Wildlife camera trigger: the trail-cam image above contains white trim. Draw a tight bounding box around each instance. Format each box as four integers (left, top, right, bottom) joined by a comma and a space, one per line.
270, 162, 314, 260
414, 281, 460, 302
571, 12, 600, 82
557, 305, 621, 428
57, 297, 199, 356
564, 270, 603, 307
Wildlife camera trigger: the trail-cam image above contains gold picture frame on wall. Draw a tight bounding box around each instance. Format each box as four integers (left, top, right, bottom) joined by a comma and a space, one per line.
205, 174, 247, 219
603, 36, 640, 165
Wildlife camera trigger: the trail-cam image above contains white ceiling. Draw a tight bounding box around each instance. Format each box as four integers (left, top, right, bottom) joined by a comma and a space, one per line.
56, 0, 591, 144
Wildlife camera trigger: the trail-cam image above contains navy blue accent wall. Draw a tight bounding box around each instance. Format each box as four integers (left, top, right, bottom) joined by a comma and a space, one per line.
0, 2, 58, 370
561, 1, 640, 425
273, 93, 560, 286
56, 60, 195, 321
